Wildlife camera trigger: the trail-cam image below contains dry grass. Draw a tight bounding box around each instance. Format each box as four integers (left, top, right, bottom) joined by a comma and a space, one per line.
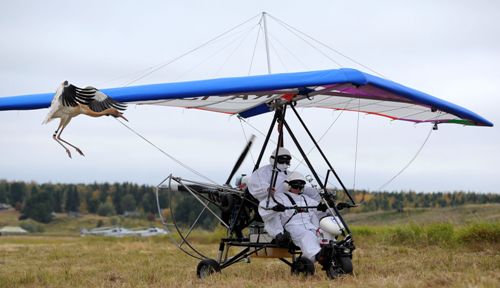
0, 233, 498, 288
1, 206, 499, 287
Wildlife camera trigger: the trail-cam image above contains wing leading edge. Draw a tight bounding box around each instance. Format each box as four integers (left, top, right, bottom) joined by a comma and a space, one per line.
0, 68, 493, 127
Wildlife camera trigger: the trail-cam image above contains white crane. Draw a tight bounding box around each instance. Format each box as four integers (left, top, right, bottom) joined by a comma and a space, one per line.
43, 81, 128, 158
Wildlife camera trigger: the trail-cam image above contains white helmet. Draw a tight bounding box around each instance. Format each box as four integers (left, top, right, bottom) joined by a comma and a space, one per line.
269, 147, 291, 171
285, 171, 306, 191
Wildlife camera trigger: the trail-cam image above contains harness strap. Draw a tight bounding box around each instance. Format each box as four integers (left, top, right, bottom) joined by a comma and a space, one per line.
282, 193, 309, 226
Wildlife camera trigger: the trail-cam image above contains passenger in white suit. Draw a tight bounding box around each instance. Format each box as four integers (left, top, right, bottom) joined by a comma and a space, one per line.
258, 172, 322, 261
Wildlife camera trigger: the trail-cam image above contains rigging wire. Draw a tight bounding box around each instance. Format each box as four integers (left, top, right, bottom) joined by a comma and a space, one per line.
268, 32, 310, 71
236, 14, 276, 172
213, 23, 261, 78
268, 14, 386, 78
114, 118, 217, 185
174, 22, 260, 82
266, 15, 343, 68
238, 116, 274, 140
267, 37, 289, 72
122, 13, 262, 87
110, 11, 433, 196
260, 13, 433, 193
95, 68, 155, 87
239, 106, 345, 188
377, 126, 434, 191
247, 23, 262, 75
291, 100, 354, 186
291, 110, 343, 172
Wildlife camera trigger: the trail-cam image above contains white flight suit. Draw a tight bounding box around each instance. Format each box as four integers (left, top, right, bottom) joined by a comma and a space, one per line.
248, 164, 321, 202
258, 191, 321, 261
303, 186, 321, 202
248, 164, 288, 202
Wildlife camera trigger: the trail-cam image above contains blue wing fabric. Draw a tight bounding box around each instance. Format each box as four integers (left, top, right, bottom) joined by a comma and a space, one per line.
0, 68, 493, 127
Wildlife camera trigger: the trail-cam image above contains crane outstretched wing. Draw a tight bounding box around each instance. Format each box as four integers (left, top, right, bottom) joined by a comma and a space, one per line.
0, 68, 492, 127
81, 88, 127, 112
61, 84, 127, 112
59, 84, 93, 107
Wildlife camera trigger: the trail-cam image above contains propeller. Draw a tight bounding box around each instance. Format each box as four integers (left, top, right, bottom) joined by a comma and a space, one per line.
225, 134, 256, 186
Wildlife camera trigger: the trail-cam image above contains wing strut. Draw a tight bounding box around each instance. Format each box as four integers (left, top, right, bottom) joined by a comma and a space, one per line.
281, 107, 352, 235
289, 104, 356, 205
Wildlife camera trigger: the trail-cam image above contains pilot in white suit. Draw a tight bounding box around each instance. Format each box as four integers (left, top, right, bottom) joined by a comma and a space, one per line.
248, 147, 291, 202
258, 172, 322, 261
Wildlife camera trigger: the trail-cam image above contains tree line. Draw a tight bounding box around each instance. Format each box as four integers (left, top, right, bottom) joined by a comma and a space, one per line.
339, 189, 500, 213
0, 180, 168, 223
0, 180, 498, 224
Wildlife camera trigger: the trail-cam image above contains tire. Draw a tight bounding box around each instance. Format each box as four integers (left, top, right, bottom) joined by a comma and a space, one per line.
325, 265, 341, 279
336, 256, 353, 274
325, 257, 353, 279
196, 259, 221, 279
291, 256, 315, 276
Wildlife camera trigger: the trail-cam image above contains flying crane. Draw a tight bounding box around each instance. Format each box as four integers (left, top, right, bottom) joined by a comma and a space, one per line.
43, 81, 128, 158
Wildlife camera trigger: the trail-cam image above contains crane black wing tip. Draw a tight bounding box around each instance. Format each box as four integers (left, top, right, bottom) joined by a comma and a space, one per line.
105, 97, 128, 111
113, 102, 128, 111
60, 83, 82, 107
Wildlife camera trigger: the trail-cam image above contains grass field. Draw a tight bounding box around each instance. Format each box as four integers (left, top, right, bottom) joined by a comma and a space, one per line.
1, 205, 499, 287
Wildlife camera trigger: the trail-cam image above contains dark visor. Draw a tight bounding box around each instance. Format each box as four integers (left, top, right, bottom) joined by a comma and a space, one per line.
289, 180, 305, 189
276, 155, 291, 164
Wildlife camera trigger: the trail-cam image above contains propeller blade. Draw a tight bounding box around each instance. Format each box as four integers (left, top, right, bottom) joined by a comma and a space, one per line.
225, 134, 256, 186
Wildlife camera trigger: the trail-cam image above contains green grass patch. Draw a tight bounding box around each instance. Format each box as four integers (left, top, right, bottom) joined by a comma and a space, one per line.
388, 223, 455, 246
351, 222, 500, 247
456, 222, 500, 244
19, 219, 45, 233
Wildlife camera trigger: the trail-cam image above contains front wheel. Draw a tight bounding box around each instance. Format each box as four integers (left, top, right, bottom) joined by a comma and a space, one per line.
325, 265, 341, 279
196, 259, 221, 279
325, 257, 353, 279
336, 256, 353, 274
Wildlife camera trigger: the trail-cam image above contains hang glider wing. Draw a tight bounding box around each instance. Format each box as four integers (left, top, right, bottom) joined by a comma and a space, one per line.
0, 68, 493, 126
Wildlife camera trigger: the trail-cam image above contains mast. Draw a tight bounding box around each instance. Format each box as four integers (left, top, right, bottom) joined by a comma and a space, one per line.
262, 12, 272, 74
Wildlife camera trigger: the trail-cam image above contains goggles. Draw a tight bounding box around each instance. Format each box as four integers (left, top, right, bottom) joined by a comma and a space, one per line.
275, 155, 291, 165
288, 180, 305, 190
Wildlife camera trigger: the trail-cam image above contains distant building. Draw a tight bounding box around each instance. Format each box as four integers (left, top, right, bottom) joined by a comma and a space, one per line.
123, 211, 141, 218
0, 226, 28, 236
0, 203, 11, 210
68, 211, 80, 218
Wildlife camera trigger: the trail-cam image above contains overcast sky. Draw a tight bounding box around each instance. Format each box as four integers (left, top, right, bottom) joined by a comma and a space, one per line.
0, 0, 498, 193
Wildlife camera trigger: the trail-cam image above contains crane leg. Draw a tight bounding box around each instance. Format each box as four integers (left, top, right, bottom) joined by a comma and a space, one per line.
52, 120, 72, 158
56, 119, 85, 157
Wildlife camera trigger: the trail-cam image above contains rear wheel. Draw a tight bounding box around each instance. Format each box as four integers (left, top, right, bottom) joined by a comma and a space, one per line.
196, 259, 221, 279
291, 256, 315, 276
